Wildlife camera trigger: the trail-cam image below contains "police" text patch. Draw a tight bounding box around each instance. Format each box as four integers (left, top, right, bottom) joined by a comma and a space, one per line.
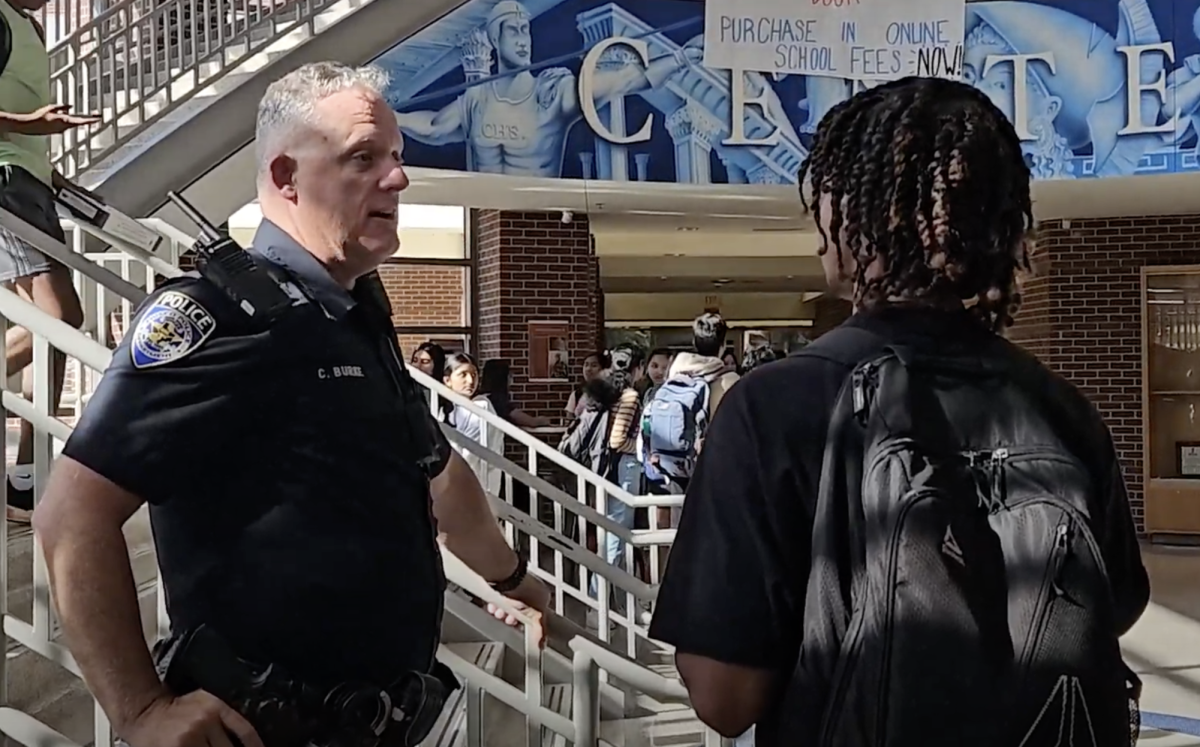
130, 291, 217, 369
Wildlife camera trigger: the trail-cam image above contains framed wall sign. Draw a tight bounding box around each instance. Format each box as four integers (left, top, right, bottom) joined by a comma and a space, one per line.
1177, 441, 1200, 478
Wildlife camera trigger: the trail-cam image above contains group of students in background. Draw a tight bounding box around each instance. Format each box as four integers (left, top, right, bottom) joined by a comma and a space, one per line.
554, 312, 800, 617
408, 343, 555, 496
405, 314, 794, 616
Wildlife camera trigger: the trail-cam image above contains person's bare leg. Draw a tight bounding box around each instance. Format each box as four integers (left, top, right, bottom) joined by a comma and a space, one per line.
8, 263, 82, 520
4, 319, 32, 376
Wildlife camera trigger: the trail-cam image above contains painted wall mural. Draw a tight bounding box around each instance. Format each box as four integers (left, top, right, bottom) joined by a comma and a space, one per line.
377, 0, 1200, 185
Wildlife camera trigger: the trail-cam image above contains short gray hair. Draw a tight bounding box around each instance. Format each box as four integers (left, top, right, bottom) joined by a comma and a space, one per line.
255, 61, 391, 178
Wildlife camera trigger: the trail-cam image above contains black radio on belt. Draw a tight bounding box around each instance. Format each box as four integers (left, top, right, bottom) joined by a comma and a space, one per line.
166, 191, 295, 327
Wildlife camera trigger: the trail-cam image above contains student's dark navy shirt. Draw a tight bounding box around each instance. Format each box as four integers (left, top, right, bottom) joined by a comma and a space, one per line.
62, 220, 453, 688
648, 306, 1150, 745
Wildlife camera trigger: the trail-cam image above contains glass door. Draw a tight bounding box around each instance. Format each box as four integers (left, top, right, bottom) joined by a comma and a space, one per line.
1144, 266, 1200, 535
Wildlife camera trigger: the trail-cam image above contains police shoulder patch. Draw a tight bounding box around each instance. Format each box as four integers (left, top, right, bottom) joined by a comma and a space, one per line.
130, 290, 217, 370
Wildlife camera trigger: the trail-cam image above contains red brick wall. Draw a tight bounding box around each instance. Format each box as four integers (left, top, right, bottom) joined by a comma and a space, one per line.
378, 263, 467, 355
476, 210, 597, 421
1007, 215, 1200, 533
1008, 237, 1054, 363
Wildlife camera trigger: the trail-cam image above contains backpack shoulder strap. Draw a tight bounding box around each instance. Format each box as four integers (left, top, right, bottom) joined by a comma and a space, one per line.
696, 376, 712, 424
578, 410, 607, 456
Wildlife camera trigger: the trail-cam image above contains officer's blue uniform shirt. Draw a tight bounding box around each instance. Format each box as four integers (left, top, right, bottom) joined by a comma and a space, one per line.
62, 220, 453, 688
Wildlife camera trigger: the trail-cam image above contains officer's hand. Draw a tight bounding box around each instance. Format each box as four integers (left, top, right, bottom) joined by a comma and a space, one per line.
16, 104, 101, 134
488, 598, 547, 650
509, 574, 551, 616
488, 576, 550, 647
121, 690, 265, 747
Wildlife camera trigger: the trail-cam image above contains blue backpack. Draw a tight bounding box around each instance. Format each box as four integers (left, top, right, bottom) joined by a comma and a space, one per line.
643, 375, 710, 479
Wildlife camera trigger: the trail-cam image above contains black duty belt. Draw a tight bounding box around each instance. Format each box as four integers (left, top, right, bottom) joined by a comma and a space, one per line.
153, 625, 459, 747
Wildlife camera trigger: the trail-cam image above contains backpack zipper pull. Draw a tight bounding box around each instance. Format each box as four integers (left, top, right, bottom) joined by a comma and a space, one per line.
852, 369, 866, 416
852, 363, 875, 421
1051, 523, 1070, 596
989, 448, 1009, 508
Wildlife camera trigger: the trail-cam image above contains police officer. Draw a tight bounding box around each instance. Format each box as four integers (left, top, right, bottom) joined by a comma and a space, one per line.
32, 61, 550, 747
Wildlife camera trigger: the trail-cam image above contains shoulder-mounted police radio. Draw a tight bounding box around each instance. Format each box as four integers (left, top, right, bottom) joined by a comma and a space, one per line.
166, 191, 295, 326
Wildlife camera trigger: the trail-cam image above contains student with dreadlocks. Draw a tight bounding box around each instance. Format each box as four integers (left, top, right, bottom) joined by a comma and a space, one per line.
649, 77, 1148, 747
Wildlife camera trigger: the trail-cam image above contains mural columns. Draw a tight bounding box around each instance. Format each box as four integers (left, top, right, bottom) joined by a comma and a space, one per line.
475, 210, 598, 424
666, 103, 722, 184
589, 45, 642, 182
721, 158, 748, 184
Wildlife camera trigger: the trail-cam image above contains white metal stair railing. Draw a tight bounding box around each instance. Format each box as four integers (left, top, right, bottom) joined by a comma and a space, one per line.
63, 214, 191, 414
441, 422, 658, 659
406, 368, 685, 594
46, 0, 368, 179
0, 283, 117, 747
419, 373, 682, 662
445, 553, 735, 747
570, 637, 733, 747
0, 204, 191, 417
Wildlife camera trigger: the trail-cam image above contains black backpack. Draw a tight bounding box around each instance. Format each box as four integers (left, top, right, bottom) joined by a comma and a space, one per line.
799, 342, 1137, 747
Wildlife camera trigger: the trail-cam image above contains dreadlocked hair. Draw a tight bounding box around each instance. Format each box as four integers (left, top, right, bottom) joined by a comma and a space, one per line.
797, 76, 1033, 332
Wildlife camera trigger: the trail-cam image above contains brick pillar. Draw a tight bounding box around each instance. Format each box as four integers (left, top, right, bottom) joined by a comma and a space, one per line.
475, 210, 597, 420
810, 296, 852, 338
1007, 215, 1200, 534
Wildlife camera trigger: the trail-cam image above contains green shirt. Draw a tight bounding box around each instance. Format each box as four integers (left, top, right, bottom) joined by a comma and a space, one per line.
0, 1, 51, 184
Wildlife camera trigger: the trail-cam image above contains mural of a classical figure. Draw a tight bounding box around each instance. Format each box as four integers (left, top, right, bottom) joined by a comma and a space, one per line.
379, 0, 1200, 184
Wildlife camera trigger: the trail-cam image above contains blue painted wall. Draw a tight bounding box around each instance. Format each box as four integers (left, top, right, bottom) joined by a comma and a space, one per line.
378, 0, 1200, 185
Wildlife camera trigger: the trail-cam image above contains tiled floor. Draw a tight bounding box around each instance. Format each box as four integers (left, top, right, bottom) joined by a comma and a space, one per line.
1127, 543, 1200, 743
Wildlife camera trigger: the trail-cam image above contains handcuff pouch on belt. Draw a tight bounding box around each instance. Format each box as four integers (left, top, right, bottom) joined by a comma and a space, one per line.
154, 625, 460, 747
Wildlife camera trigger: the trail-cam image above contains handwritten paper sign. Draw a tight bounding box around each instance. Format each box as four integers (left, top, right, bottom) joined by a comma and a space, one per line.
703, 0, 966, 81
